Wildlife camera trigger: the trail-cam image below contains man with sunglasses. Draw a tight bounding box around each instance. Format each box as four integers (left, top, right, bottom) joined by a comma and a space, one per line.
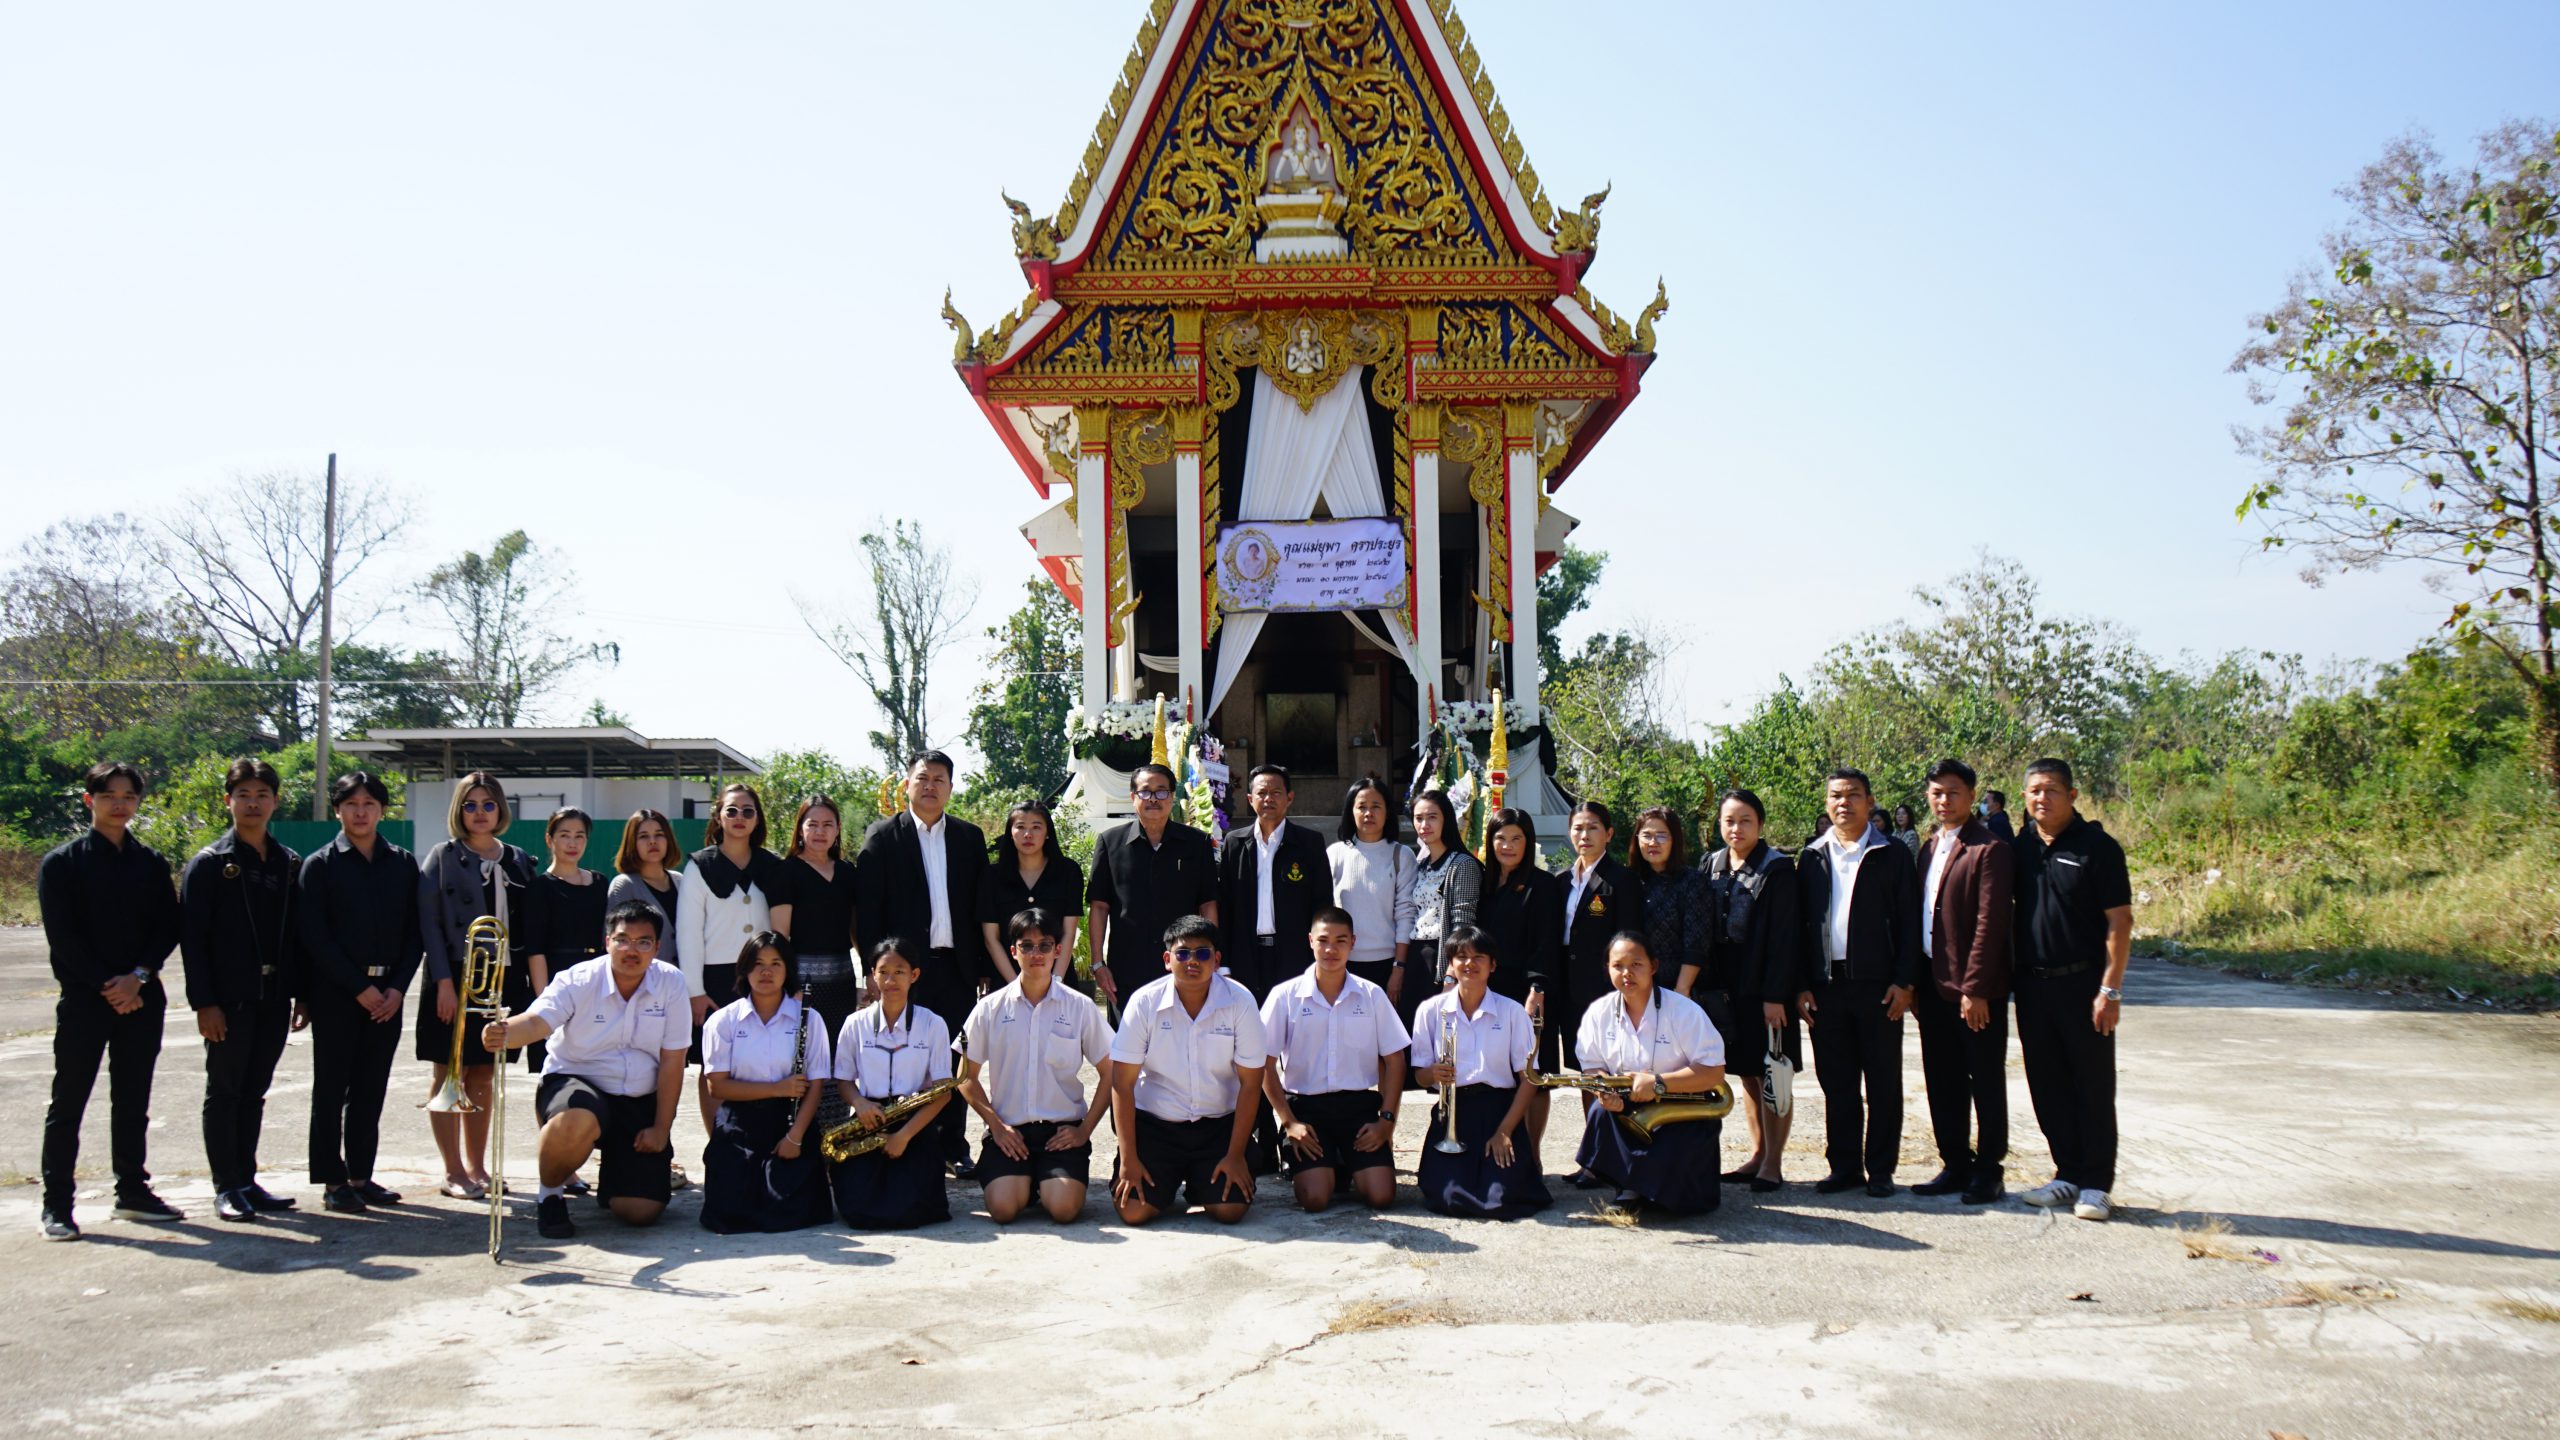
1109, 916, 1267, 1225
1086, 763, 1218, 1016
953, 907, 1115, 1224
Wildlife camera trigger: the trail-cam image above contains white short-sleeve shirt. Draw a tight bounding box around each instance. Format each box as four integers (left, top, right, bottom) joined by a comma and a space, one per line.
702, 995, 833, 1084
833, 1000, 954, 1100
957, 977, 1114, 1125
1409, 988, 1535, 1088
525, 957, 694, 1097
1574, 986, 1725, 1075
1108, 974, 1269, 1122
1259, 968, 1409, 1097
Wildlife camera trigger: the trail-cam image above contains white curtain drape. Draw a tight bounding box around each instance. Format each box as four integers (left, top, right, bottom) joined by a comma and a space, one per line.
1205, 367, 1410, 719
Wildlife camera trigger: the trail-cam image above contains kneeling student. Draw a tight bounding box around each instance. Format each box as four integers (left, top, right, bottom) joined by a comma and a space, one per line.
1109, 916, 1268, 1226
1572, 930, 1728, 1216
828, 939, 955, 1229
481, 901, 691, 1239
1410, 925, 1550, 1219
698, 934, 834, 1234
1259, 906, 1408, 1212
955, 907, 1114, 1224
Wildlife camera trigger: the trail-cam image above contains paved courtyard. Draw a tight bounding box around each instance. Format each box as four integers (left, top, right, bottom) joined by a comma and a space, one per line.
1, 927, 2553, 1438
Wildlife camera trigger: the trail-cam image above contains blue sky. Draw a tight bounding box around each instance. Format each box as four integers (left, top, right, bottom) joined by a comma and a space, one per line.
4, 1, 2553, 759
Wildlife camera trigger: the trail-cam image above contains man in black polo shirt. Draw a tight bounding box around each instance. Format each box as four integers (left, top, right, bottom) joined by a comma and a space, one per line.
1086, 763, 1218, 1015
2011, 758, 2133, 1223
297, 771, 423, 1213
36, 762, 184, 1240
179, 757, 303, 1223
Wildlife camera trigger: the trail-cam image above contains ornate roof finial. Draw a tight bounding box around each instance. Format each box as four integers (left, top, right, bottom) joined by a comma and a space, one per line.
1551, 181, 1610, 255
1633, 277, 1669, 354
1003, 190, 1060, 262
941, 287, 979, 364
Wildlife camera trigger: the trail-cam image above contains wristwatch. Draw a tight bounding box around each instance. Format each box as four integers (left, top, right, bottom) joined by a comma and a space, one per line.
128, 967, 151, 983
1375, 1110, 1398, 1123
2097, 985, 2123, 1002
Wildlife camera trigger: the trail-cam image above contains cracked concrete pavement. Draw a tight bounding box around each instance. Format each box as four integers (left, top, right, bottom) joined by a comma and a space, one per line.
2, 927, 2554, 1438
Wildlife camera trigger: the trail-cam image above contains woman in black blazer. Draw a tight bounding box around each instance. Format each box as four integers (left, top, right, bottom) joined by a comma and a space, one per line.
1557, 800, 1646, 1050
1473, 808, 1561, 1155
414, 771, 544, 1201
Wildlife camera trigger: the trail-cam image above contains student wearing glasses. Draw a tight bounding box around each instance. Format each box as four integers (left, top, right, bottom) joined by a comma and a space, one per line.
417, 770, 543, 1201
1108, 916, 1268, 1226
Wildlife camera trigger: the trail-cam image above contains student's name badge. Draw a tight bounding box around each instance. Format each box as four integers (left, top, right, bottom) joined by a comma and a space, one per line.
1210, 1022, 1236, 1038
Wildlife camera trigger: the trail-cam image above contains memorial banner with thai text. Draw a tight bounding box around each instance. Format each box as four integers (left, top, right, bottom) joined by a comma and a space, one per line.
1215, 517, 1409, 614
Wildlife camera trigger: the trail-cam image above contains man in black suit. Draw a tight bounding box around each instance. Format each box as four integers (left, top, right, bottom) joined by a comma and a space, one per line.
1216, 764, 1334, 1002
1794, 767, 1923, 1198
852, 750, 988, 1171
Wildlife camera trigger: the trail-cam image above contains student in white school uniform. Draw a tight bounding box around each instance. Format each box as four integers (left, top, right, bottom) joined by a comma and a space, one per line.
479, 901, 693, 1241
953, 907, 1115, 1225
1258, 906, 1408, 1212
1571, 930, 1728, 1216
1109, 915, 1269, 1226
698, 933, 834, 1235
828, 939, 956, 1230
1409, 924, 1551, 1219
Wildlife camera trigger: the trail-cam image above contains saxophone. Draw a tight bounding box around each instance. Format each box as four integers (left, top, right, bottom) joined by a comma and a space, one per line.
1528, 1071, 1733, 1143
820, 1077, 960, 1162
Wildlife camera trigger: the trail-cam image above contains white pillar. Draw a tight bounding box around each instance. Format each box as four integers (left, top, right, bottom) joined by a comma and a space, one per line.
1174, 439, 1205, 721
1505, 429, 1541, 727
1410, 419, 1442, 724
1076, 406, 1111, 716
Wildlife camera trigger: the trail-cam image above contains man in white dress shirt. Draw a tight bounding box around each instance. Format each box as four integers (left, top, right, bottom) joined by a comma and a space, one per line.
1109, 915, 1268, 1226
1260, 907, 1408, 1212
482, 901, 692, 1240
955, 907, 1115, 1224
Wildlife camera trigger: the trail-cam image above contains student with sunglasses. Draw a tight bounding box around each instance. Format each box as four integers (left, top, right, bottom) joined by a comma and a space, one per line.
1108, 916, 1267, 1226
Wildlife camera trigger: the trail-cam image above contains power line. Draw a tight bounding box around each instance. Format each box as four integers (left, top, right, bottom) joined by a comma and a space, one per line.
0, 678, 479, 687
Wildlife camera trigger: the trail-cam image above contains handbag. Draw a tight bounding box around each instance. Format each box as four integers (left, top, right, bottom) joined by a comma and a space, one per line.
1761, 1026, 1796, 1117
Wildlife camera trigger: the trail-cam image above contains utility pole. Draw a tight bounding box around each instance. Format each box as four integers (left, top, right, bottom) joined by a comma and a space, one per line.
312, 453, 338, 819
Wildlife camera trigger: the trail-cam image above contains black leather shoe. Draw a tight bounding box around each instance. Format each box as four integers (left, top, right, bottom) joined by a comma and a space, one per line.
948, 1158, 978, 1181
537, 1195, 576, 1240
562, 1176, 591, 1197
1570, 1168, 1609, 1190
215, 1190, 258, 1223
323, 1185, 367, 1213
244, 1183, 297, 1212
1912, 1168, 1967, 1196
356, 1180, 403, 1205
1962, 1177, 2004, 1205
1748, 1175, 1784, 1194
1813, 1173, 1863, 1194
1865, 1178, 1897, 1198
1721, 1164, 1762, 1182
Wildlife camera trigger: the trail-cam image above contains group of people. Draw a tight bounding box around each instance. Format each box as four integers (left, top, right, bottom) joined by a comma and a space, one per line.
32, 744, 2131, 1245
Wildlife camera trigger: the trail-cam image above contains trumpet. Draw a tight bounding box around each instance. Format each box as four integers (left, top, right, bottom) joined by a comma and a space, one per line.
1528, 1070, 1733, 1143
820, 1077, 960, 1162
422, 915, 511, 1261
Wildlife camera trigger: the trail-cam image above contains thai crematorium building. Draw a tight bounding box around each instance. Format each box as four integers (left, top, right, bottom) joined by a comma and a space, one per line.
946, 0, 1666, 828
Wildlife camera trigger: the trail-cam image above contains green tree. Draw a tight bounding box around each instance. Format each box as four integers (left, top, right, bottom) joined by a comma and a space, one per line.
796, 519, 980, 771
419, 530, 614, 726
1535, 542, 1607, 681
756, 749, 887, 836
2234, 120, 2560, 786
964, 580, 1080, 799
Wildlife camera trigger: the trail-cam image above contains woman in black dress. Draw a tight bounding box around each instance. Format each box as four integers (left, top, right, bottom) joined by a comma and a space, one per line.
1630, 804, 1714, 1053
1702, 788, 1806, 1192
775, 795, 860, 1039
1473, 807, 1561, 1151
977, 799, 1085, 994
415, 771, 543, 1201
530, 808, 609, 1067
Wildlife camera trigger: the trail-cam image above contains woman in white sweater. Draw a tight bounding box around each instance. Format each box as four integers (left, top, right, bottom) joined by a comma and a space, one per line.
1327, 777, 1416, 995
676, 783, 787, 1146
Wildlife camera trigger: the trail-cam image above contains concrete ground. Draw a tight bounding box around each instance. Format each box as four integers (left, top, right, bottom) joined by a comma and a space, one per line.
1, 928, 2553, 1439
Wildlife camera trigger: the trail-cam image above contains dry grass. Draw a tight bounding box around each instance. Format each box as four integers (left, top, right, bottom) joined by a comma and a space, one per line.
2490, 1292, 2560, 1323
2178, 1216, 2253, 1262
1323, 1300, 1457, 1336
1570, 1200, 1642, 1229
2283, 1280, 2397, 1307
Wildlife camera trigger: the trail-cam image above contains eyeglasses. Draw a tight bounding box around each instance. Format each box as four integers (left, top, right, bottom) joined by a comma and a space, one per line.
1133, 789, 1174, 801
1169, 946, 1217, 962
1012, 939, 1058, 955
721, 806, 757, 818
461, 800, 500, 814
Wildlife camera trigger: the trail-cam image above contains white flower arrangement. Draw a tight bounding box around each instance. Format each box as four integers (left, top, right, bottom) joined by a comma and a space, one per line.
1438, 698, 1529, 733
1064, 701, 1161, 745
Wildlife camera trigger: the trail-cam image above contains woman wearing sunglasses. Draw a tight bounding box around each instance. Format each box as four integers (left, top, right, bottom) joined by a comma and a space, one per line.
415, 771, 544, 1200
677, 783, 786, 1156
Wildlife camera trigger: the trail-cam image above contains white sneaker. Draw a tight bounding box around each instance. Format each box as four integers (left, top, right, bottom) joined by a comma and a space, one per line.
2073, 1190, 2111, 1222
2022, 1179, 2080, 1208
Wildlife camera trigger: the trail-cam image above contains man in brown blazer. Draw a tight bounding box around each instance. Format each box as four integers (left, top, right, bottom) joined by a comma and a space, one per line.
1911, 758, 2014, 1204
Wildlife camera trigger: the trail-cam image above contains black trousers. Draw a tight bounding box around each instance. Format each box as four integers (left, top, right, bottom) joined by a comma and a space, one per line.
2016, 967, 2117, 1191
921, 949, 975, 1163
42, 985, 166, 1212
203, 993, 291, 1193
1914, 986, 2008, 1179
1808, 976, 1904, 1183
308, 989, 403, 1187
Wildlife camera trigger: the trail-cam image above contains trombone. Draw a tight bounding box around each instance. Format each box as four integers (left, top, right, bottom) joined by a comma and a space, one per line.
422, 915, 512, 1261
